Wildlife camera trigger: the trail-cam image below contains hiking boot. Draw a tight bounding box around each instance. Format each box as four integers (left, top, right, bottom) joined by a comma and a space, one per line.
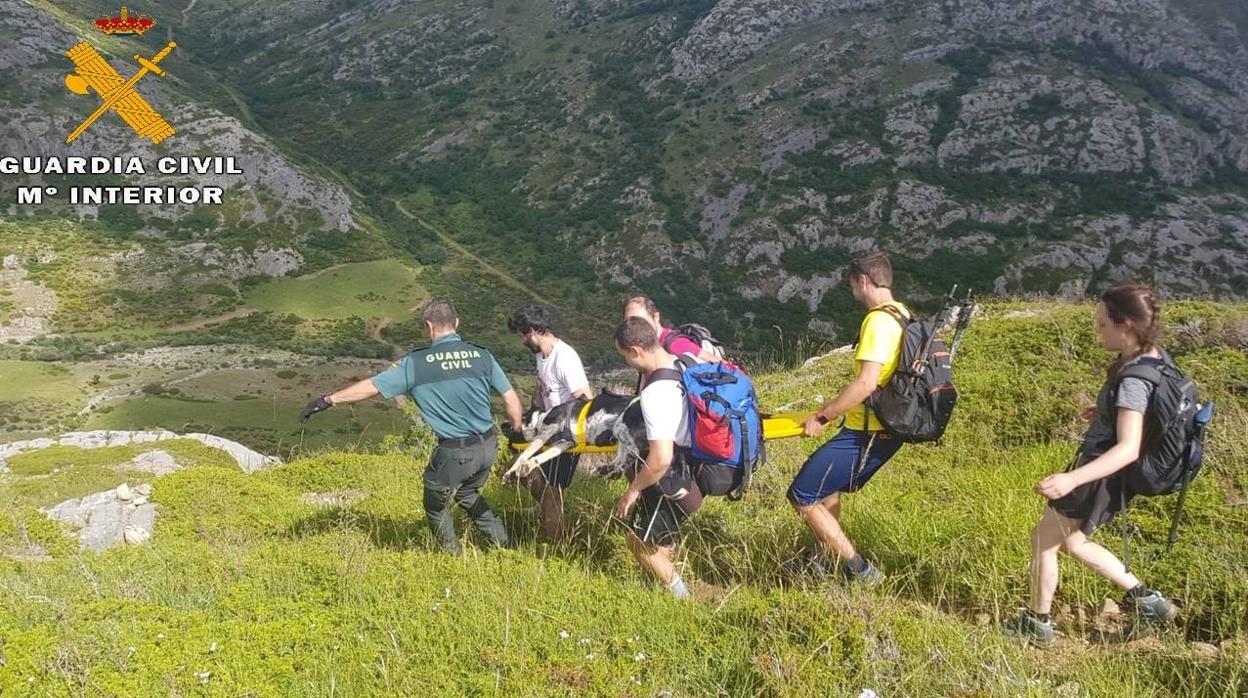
840, 560, 885, 586
1126, 590, 1179, 624
1001, 609, 1056, 647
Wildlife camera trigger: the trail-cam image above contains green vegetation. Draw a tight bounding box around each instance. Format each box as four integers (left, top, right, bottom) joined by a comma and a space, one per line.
82, 369, 410, 458
930, 47, 995, 147
5, 440, 238, 509
0, 354, 413, 455
0, 360, 79, 404
244, 260, 427, 321
82, 394, 402, 458
1, 301, 1244, 695
891, 248, 1010, 297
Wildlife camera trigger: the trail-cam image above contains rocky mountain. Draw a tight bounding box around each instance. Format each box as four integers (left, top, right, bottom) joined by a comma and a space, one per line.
1, 0, 371, 331
4, 0, 1247, 349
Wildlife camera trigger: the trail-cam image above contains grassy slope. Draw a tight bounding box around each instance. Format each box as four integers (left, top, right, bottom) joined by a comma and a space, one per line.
0, 354, 414, 457
0, 361, 80, 404
243, 260, 428, 321
1, 300, 1246, 696
5, 440, 239, 511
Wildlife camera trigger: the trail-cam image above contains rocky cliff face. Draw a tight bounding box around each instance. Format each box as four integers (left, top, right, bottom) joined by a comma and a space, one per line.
621, 0, 1247, 339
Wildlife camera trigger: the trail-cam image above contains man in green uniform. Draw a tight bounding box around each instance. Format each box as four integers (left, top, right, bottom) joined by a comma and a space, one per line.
300, 299, 524, 554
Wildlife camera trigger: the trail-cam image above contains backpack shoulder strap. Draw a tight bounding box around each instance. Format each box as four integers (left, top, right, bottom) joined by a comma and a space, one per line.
874, 303, 909, 327
660, 327, 697, 354
643, 367, 684, 390
1116, 356, 1165, 387
1109, 357, 1167, 418
641, 355, 697, 391
854, 305, 905, 348
660, 329, 679, 354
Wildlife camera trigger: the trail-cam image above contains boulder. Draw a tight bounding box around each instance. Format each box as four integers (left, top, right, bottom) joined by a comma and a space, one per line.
0, 431, 280, 473
45, 489, 158, 552
126, 450, 182, 476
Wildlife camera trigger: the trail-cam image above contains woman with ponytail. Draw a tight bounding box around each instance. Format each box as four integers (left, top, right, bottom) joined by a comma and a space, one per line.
1003, 284, 1179, 645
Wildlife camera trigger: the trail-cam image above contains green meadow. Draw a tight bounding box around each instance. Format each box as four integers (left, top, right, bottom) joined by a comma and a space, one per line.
83, 393, 407, 457
0, 360, 82, 404
243, 260, 428, 322
0, 301, 1245, 696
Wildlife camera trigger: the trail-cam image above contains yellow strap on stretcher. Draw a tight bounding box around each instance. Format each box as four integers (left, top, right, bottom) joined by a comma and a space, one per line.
575, 400, 592, 450
509, 410, 811, 454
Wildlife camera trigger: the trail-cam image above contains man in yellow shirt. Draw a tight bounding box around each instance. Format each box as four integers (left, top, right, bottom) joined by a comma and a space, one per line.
789, 251, 908, 584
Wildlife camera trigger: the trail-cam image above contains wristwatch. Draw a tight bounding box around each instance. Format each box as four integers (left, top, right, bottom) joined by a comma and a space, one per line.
816, 413, 830, 425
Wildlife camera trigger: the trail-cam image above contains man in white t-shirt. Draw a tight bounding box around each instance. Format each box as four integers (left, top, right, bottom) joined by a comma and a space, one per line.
508, 304, 592, 540
613, 316, 703, 600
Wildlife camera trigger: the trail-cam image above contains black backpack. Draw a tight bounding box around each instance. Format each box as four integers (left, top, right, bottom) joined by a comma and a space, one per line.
1114, 356, 1210, 497
862, 304, 959, 443
1104, 355, 1215, 557
662, 323, 729, 361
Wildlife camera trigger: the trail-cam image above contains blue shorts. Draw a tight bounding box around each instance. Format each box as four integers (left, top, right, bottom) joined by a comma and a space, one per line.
787, 429, 903, 506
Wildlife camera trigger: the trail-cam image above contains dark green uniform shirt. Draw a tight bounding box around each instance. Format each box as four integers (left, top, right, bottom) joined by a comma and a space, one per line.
370, 333, 512, 439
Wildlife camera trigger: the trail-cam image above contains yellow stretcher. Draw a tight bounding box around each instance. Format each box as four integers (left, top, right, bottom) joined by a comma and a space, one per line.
509, 408, 811, 453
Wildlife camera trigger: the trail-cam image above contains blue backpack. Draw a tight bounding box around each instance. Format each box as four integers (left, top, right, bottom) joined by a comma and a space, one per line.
646, 357, 764, 500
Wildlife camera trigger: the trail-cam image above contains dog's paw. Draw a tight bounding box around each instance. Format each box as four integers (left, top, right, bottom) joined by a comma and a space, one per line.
502, 459, 533, 484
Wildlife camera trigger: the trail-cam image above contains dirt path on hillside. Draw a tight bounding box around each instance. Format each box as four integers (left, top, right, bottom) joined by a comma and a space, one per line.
168, 306, 255, 332
392, 199, 614, 331
393, 199, 558, 306
369, 318, 404, 358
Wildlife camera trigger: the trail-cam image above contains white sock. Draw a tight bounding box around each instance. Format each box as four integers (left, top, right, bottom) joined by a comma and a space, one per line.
667, 576, 690, 599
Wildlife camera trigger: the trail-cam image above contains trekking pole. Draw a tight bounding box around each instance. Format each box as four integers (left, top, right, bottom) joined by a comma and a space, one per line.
1166, 400, 1214, 551
948, 292, 976, 364
913, 296, 951, 376
1165, 466, 1193, 552
1120, 487, 1131, 573
945, 285, 959, 313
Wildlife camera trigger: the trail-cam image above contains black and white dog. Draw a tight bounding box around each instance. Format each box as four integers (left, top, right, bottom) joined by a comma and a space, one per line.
503, 390, 647, 482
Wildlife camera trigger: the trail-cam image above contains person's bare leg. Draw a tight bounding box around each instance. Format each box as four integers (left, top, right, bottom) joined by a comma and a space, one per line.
821, 492, 841, 518
794, 498, 856, 562
625, 531, 676, 584
1029, 507, 1070, 615
1061, 522, 1142, 592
